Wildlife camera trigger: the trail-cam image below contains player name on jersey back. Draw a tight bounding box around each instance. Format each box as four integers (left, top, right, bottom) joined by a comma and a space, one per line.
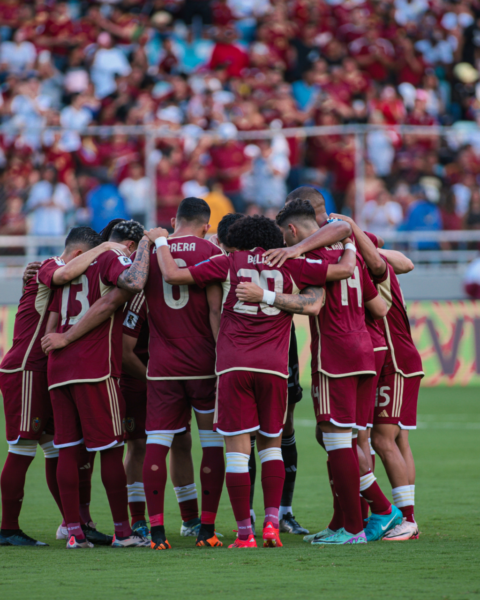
145, 235, 222, 380
189, 247, 329, 378
47, 250, 132, 389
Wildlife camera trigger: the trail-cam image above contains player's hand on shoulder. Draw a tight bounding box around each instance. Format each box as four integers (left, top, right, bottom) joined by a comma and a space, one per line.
41, 333, 68, 355
236, 281, 264, 303
144, 227, 169, 245
329, 213, 353, 225
22, 261, 42, 285
263, 245, 300, 268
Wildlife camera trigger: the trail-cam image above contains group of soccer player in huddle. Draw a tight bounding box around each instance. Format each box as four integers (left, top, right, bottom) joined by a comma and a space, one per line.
0, 185, 423, 549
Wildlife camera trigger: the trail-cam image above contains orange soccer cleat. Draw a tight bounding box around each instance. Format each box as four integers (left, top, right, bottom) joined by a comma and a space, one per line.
263, 522, 283, 547
196, 532, 223, 548
228, 534, 257, 548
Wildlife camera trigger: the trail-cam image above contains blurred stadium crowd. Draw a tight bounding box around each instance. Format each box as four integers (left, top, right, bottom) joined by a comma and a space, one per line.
1, 0, 480, 242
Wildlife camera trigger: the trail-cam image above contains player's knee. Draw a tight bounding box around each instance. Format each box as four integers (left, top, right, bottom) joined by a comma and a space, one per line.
371, 430, 391, 455
8, 438, 37, 457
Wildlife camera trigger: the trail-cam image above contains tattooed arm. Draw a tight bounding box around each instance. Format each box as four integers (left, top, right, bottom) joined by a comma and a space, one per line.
117, 236, 151, 292
236, 282, 324, 316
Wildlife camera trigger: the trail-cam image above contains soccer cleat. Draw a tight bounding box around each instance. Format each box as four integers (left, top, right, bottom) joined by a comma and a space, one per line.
111, 534, 150, 548
364, 506, 403, 542
0, 532, 10, 546
56, 524, 68, 540
180, 517, 201, 537
66, 535, 93, 549
5, 531, 48, 547
195, 526, 223, 548
262, 522, 283, 548
228, 534, 257, 548
82, 521, 113, 546
382, 518, 419, 541
304, 527, 336, 543
150, 526, 171, 550
312, 527, 367, 545
279, 513, 309, 535
132, 520, 150, 538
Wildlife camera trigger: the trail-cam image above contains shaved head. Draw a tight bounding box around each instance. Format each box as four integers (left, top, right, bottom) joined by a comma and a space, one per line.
285, 186, 326, 215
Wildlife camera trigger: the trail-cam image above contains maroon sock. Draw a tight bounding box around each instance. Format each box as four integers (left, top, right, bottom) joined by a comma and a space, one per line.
360, 470, 391, 514
226, 472, 251, 540
79, 446, 95, 525
143, 443, 169, 527
327, 460, 344, 531
400, 505, 415, 523
178, 498, 198, 523
57, 445, 84, 539
361, 496, 370, 522
200, 446, 225, 525
45, 457, 63, 518
328, 447, 363, 535
261, 459, 285, 529
0, 452, 34, 530
100, 446, 131, 538
129, 502, 146, 526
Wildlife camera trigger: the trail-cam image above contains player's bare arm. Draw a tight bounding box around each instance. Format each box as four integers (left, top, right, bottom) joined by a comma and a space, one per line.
22, 261, 42, 291
122, 334, 147, 381
52, 241, 127, 286
117, 237, 152, 292
379, 249, 414, 274
365, 294, 388, 319
41, 287, 132, 354
236, 282, 324, 316
146, 227, 196, 285
206, 283, 222, 341
45, 311, 58, 335
329, 213, 387, 277
325, 241, 356, 281
264, 220, 352, 267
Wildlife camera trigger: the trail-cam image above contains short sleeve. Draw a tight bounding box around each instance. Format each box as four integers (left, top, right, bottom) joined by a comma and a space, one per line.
123, 294, 147, 339
363, 266, 379, 303
101, 251, 133, 287
189, 254, 229, 288
48, 288, 61, 313
371, 257, 390, 285
37, 257, 65, 289
286, 257, 328, 289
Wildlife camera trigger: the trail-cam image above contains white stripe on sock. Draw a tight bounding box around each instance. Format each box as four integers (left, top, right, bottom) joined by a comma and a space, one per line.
359, 471, 376, 492
127, 482, 146, 503
174, 483, 198, 503
198, 430, 224, 448
323, 431, 352, 453
368, 437, 375, 455
226, 452, 249, 473
146, 432, 174, 448
392, 485, 414, 508
258, 447, 283, 464
9, 439, 37, 457
41, 440, 59, 459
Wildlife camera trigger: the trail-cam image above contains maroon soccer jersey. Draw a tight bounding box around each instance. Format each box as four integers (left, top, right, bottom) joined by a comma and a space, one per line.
145, 236, 222, 380
120, 291, 148, 394
373, 259, 424, 377
0, 258, 63, 373
307, 247, 377, 377
47, 250, 133, 389
189, 248, 328, 378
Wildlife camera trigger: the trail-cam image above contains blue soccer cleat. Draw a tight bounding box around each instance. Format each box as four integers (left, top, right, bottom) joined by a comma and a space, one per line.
312, 527, 367, 545
132, 520, 150, 539
5, 530, 48, 546
0, 532, 11, 546
364, 505, 403, 541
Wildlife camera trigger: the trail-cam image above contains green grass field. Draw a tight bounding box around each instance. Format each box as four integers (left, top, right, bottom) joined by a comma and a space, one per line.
0, 387, 479, 600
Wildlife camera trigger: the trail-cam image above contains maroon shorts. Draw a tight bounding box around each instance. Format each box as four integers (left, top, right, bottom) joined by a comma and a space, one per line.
311, 372, 359, 427
215, 371, 288, 437
356, 350, 387, 430
146, 378, 216, 434
120, 384, 147, 441
0, 370, 54, 443
50, 378, 125, 451
373, 372, 421, 429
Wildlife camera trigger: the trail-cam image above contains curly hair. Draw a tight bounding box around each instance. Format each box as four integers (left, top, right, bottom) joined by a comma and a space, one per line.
99, 219, 127, 242
276, 198, 316, 227
226, 215, 284, 251
109, 220, 145, 244
217, 213, 244, 244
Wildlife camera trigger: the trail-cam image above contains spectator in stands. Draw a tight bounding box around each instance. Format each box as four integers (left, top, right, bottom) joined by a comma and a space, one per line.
360, 190, 403, 235
0, 194, 26, 235
86, 179, 129, 233
399, 178, 443, 249
91, 32, 132, 99
0, 29, 36, 74
118, 162, 150, 226
26, 165, 75, 254
60, 93, 92, 131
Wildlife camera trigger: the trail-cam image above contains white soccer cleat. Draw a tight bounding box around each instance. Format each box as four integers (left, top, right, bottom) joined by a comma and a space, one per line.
66, 535, 94, 549
111, 534, 150, 548
382, 518, 419, 541
56, 524, 69, 540
180, 518, 201, 537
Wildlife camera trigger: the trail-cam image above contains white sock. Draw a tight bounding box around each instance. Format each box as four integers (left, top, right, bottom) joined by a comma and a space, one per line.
392, 485, 414, 508
174, 483, 197, 504
127, 482, 146, 503
323, 431, 352, 453
226, 452, 249, 473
